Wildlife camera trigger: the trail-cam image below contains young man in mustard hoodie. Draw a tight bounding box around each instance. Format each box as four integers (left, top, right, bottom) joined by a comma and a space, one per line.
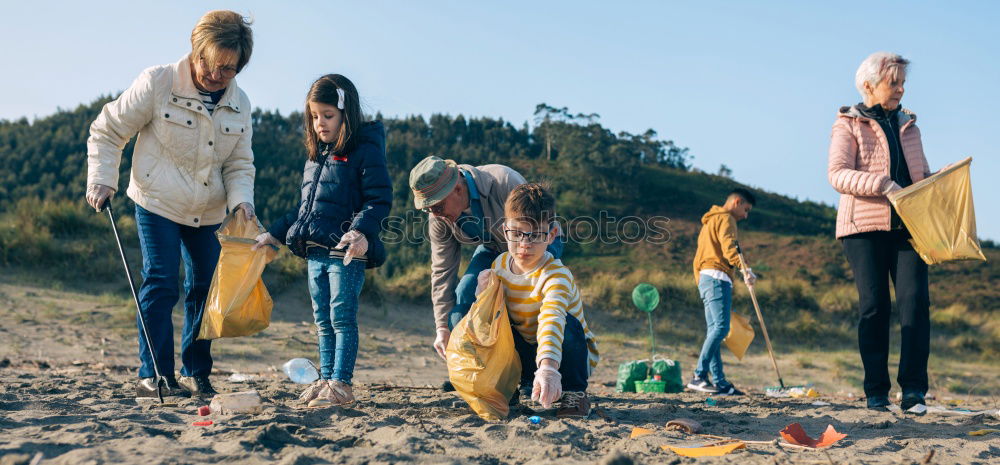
688, 188, 757, 396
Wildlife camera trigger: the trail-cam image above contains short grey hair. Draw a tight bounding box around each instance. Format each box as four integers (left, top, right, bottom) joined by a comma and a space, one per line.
855, 52, 910, 97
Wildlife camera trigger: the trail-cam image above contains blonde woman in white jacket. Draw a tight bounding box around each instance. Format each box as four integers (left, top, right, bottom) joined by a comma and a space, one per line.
85, 10, 256, 400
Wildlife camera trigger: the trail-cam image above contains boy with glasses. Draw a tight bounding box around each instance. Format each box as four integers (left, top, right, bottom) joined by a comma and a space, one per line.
475, 183, 597, 418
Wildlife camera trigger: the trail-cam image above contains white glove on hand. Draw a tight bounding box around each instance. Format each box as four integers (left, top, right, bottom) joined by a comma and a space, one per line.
336, 230, 368, 265
433, 327, 451, 361
531, 365, 563, 409
475, 269, 493, 296
882, 181, 903, 196
236, 202, 255, 221
86, 184, 115, 211
742, 268, 757, 286
252, 232, 281, 251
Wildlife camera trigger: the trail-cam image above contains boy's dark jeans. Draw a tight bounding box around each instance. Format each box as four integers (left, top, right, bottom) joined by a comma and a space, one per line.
511, 314, 588, 392
842, 230, 930, 398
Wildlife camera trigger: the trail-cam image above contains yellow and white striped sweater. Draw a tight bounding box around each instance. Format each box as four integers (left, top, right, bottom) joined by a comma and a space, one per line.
492, 252, 599, 374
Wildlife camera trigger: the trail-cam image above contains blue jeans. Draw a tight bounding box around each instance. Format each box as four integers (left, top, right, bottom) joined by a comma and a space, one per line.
447, 239, 565, 331
307, 251, 366, 384
694, 274, 732, 386
511, 314, 589, 392
134, 205, 220, 378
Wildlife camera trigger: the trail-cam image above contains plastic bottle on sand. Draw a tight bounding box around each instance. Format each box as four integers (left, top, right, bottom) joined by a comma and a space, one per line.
282, 358, 319, 384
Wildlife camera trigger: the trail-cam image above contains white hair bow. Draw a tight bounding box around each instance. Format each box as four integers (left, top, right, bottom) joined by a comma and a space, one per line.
336, 88, 345, 110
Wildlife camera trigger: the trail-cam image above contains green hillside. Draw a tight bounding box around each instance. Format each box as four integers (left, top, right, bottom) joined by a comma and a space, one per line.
1, 97, 996, 360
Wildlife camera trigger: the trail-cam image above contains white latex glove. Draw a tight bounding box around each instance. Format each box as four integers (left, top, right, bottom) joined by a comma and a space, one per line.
882, 181, 903, 196
236, 202, 255, 221
252, 232, 281, 251
934, 162, 956, 175
433, 327, 451, 361
531, 364, 563, 409
336, 230, 368, 265
742, 268, 757, 286
86, 184, 115, 211
475, 269, 493, 296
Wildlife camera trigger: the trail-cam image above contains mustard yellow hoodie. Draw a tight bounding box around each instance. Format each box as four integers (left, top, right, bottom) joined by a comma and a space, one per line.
692, 205, 746, 284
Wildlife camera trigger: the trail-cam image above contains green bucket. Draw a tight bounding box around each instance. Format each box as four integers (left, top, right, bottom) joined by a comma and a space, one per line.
634, 379, 667, 393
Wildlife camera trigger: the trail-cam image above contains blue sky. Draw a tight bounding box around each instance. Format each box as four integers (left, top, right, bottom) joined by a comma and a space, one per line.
3, 1, 998, 239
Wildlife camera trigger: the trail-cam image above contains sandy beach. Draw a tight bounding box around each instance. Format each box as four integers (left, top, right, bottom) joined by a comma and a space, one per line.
2, 279, 999, 465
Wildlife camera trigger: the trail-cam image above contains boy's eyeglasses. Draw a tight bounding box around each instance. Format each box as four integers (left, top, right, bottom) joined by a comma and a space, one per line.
503, 228, 550, 244
199, 57, 238, 78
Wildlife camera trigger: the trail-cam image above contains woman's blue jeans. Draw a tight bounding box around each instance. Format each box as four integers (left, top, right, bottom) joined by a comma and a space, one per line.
694, 274, 732, 386
307, 251, 366, 384
134, 205, 220, 379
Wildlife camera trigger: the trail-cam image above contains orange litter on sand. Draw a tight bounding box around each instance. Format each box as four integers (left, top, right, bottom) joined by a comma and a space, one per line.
193, 421, 213, 426
779, 423, 846, 448
662, 442, 746, 457
630, 427, 655, 439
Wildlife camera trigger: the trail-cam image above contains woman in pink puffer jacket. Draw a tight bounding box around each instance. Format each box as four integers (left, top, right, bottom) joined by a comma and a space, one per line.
827, 52, 935, 413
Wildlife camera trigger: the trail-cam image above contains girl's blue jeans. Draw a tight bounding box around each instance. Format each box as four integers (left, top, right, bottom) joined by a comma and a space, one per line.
307, 250, 366, 384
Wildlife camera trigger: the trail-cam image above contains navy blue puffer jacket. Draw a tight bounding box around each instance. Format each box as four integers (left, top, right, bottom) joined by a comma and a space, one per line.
269, 121, 392, 268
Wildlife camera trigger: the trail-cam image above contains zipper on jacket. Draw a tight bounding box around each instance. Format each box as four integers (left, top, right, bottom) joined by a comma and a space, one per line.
883, 114, 904, 184
291, 155, 328, 241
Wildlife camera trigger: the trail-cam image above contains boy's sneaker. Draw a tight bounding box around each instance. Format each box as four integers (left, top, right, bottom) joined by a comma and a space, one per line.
556, 391, 591, 418
686, 376, 719, 394
715, 383, 745, 396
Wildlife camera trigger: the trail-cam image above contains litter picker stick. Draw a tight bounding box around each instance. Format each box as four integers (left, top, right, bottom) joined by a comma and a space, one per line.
734, 241, 785, 389
103, 199, 165, 403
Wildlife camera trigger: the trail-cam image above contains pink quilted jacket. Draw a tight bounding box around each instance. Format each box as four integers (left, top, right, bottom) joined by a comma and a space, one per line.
827, 106, 931, 238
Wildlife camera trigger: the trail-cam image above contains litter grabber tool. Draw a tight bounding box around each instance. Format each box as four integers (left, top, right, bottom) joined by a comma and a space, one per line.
734, 241, 785, 389
102, 199, 165, 403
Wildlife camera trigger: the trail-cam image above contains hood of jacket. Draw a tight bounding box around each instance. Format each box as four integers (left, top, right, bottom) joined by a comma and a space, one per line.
701, 205, 732, 224
838, 103, 916, 126
354, 120, 385, 154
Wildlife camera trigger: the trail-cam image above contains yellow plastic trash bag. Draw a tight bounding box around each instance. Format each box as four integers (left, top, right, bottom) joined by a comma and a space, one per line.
446, 274, 522, 421
723, 312, 755, 361
888, 157, 987, 265
198, 211, 278, 340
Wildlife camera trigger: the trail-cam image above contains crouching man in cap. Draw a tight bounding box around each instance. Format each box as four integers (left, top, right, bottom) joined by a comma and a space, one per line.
409, 156, 563, 388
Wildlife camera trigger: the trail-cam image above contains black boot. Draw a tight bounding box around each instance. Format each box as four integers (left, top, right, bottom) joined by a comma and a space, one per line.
900, 392, 926, 412
866, 395, 890, 411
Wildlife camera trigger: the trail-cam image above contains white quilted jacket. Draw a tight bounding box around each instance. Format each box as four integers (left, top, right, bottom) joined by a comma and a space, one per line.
87, 54, 254, 227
